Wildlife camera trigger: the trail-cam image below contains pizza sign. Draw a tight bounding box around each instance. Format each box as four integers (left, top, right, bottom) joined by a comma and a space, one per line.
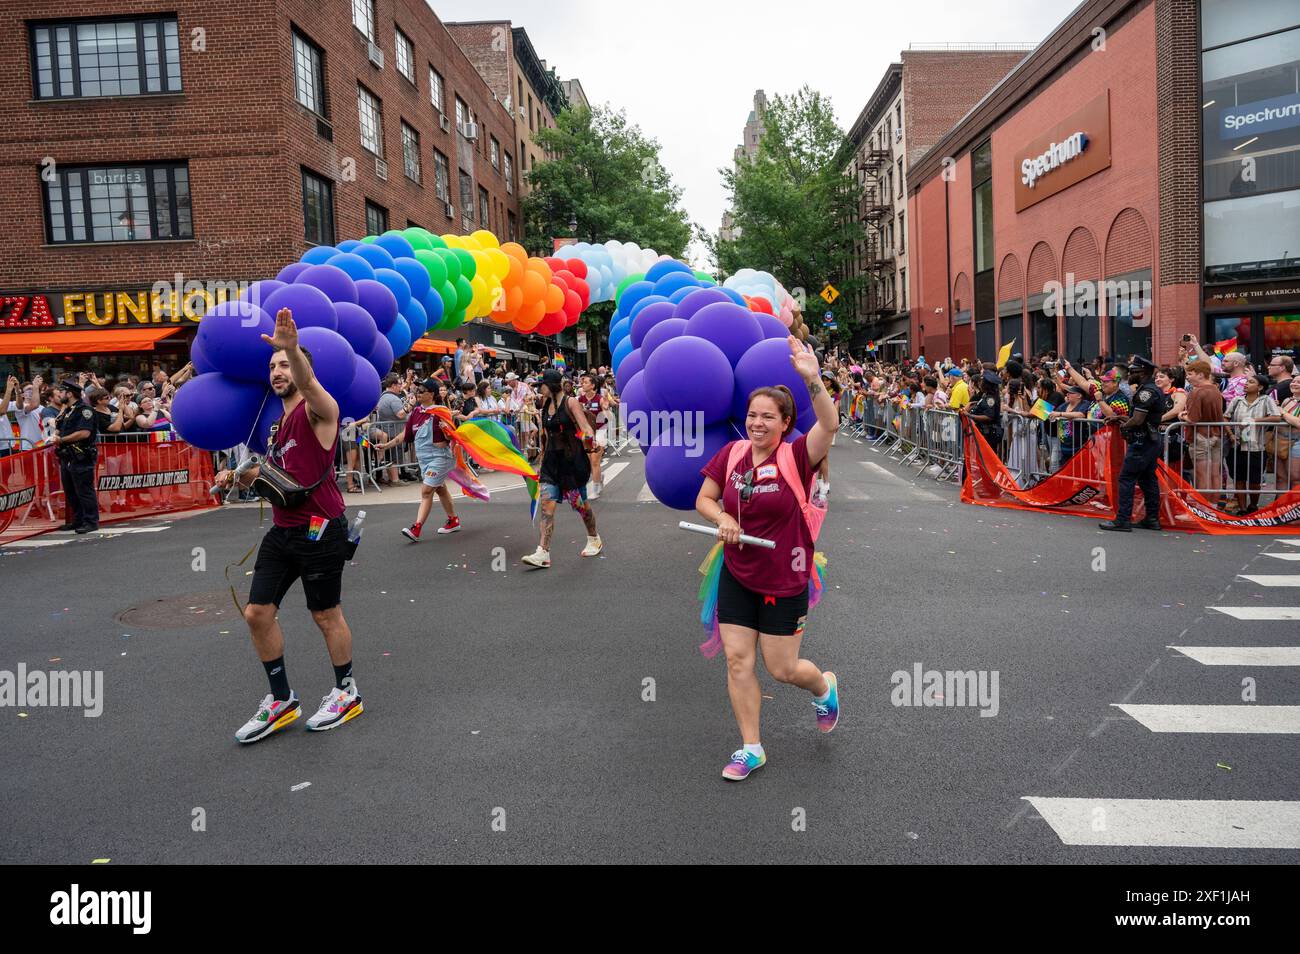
0, 295, 56, 329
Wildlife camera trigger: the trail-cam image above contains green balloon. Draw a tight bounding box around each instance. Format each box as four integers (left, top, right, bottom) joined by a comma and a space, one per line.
435, 247, 461, 283
361, 234, 377, 244
402, 227, 434, 251
615, 273, 645, 304
435, 307, 461, 331
414, 249, 448, 287
453, 248, 476, 282
426, 233, 448, 249
454, 275, 474, 311
437, 280, 457, 315
693, 270, 717, 284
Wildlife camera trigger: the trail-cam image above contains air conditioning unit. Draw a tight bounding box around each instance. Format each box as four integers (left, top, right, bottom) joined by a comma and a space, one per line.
464, 122, 479, 141
439, 113, 450, 132
444, 201, 455, 218
367, 42, 384, 69
374, 157, 388, 181
503, 95, 512, 111
894, 127, 903, 143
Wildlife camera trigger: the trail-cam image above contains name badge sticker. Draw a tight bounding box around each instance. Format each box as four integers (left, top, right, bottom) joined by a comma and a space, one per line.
757, 464, 778, 481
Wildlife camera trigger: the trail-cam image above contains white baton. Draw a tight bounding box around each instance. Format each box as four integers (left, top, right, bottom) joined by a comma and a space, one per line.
678, 521, 776, 549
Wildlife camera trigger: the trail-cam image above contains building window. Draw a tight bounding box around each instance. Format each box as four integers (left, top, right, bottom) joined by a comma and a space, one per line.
898, 211, 905, 253
401, 122, 420, 183
490, 136, 500, 170
508, 210, 518, 242
455, 96, 468, 135
31, 17, 181, 99
897, 157, 904, 194
504, 152, 514, 195
1107, 268, 1154, 359
429, 66, 444, 112
899, 267, 907, 311
44, 162, 191, 244
478, 185, 490, 229
365, 200, 387, 235
301, 168, 335, 245
528, 94, 534, 131
357, 84, 383, 156
394, 28, 414, 83
433, 150, 450, 203
292, 29, 326, 116
351, 0, 375, 42
459, 170, 474, 232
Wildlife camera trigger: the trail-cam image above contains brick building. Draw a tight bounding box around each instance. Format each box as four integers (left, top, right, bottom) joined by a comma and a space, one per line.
0, 0, 530, 380
444, 21, 570, 199
720, 89, 767, 242
841, 47, 1031, 357
906, 0, 1300, 367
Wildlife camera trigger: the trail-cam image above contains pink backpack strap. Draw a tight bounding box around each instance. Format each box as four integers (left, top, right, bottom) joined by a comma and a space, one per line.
724, 440, 751, 485
775, 441, 811, 507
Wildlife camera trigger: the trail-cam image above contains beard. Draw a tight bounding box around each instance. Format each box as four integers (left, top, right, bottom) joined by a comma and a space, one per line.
271, 378, 298, 398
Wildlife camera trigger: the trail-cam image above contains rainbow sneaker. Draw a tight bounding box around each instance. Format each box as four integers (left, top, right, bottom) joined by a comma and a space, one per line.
814, 672, 839, 733
721, 749, 766, 781
306, 684, 364, 731
235, 692, 300, 744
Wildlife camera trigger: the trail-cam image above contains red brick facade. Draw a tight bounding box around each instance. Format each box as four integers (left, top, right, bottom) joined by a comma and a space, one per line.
901, 51, 1031, 168
0, 0, 521, 371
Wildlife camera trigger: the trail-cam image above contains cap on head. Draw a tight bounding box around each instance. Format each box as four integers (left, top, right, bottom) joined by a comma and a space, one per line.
1128, 356, 1157, 373
541, 369, 563, 391
981, 370, 1001, 387
57, 379, 83, 396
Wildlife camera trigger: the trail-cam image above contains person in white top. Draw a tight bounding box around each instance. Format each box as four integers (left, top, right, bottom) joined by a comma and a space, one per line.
5, 375, 46, 450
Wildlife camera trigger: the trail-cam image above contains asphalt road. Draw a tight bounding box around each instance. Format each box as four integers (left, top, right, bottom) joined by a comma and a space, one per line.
1, 437, 1297, 864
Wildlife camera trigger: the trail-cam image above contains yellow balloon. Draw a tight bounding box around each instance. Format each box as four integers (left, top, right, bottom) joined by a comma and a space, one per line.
470, 274, 490, 317
485, 247, 511, 282
461, 235, 482, 252
471, 229, 500, 250
441, 234, 462, 249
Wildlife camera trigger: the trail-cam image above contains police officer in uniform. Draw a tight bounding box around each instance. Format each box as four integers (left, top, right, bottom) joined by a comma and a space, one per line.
1099, 356, 1167, 532
51, 379, 99, 533
967, 370, 1004, 444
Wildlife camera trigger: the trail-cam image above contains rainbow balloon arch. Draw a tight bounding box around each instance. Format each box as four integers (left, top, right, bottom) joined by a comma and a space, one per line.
173, 224, 805, 516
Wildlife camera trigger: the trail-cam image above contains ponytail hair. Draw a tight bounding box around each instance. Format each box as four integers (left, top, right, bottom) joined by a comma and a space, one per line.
746, 385, 797, 436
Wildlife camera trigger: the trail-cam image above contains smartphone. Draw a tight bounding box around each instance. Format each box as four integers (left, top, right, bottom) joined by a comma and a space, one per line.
1181, 334, 1192, 343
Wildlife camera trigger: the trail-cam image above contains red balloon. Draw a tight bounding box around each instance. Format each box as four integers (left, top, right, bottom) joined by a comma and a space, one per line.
554, 269, 576, 290
749, 297, 774, 315
536, 311, 566, 336
543, 256, 567, 273
563, 288, 582, 321
570, 276, 590, 309
565, 258, 587, 279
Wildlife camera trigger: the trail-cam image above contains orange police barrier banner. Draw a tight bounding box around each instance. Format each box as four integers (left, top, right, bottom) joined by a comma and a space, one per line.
0, 439, 216, 546
960, 415, 1300, 533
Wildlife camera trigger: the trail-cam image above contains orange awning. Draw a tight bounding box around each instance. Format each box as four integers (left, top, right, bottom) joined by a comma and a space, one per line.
0, 328, 182, 355
409, 337, 495, 357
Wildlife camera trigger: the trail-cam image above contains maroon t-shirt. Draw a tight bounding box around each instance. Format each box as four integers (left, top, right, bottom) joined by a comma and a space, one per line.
701, 435, 818, 597
267, 398, 345, 528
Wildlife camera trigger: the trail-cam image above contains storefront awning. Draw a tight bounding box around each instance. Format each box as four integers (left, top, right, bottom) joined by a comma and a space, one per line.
0, 328, 181, 355
877, 331, 909, 346
410, 337, 497, 358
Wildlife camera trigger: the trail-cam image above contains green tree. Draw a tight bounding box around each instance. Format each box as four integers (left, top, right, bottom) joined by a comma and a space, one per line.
523, 106, 693, 364
708, 86, 863, 340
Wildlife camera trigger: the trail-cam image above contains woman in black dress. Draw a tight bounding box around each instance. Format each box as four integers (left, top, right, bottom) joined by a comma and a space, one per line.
522, 369, 602, 567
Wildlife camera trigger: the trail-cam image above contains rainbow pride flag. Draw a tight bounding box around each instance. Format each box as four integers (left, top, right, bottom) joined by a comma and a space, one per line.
552, 354, 567, 371
429, 408, 539, 512
1029, 398, 1053, 421
1213, 336, 1239, 359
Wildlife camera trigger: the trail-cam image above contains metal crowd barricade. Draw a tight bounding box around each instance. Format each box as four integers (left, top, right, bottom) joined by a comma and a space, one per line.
1162, 419, 1299, 508
921, 408, 964, 481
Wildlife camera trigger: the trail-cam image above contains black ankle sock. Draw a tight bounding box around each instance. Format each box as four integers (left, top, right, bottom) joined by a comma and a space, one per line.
263, 656, 291, 701
333, 660, 353, 691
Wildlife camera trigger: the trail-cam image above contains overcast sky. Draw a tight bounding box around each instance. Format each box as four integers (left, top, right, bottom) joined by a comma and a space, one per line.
429, 0, 1083, 264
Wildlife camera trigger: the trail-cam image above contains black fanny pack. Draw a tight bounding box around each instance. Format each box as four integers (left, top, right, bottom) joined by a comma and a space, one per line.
251, 421, 331, 509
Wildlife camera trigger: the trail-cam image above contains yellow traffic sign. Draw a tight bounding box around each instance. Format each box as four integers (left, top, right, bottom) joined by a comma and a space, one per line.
820, 284, 839, 304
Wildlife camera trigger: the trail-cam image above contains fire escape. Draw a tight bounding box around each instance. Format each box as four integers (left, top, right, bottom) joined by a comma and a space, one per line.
858, 143, 895, 321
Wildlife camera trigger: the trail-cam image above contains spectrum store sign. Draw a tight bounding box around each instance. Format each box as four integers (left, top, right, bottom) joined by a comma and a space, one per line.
0, 279, 244, 331
1219, 92, 1300, 140
1013, 90, 1112, 212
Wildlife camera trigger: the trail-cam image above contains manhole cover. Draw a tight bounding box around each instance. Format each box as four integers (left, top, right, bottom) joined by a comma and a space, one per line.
117, 592, 237, 628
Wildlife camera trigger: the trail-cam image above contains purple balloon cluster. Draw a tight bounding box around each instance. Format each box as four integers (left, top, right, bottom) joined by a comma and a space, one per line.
174, 242, 421, 452
615, 268, 812, 510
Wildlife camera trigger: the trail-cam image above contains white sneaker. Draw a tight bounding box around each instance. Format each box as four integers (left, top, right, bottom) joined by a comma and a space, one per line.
589, 482, 602, 500
580, 535, 603, 557
521, 547, 551, 568
305, 684, 363, 732
235, 691, 300, 744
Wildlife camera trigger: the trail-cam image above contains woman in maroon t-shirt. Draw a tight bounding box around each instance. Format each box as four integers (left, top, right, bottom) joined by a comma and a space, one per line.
695, 336, 841, 781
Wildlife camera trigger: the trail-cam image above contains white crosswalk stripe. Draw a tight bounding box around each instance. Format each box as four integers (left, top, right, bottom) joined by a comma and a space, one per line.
1024, 798, 1300, 849
1170, 645, 1300, 666
1236, 574, 1300, 586
1262, 551, 1300, 561
1209, 606, 1300, 620
1113, 704, 1300, 734
1275, 538, 1300, 547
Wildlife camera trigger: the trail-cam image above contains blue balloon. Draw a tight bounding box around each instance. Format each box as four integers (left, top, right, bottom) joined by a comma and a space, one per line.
643, 335, 734, 424
251, 394, 285, 455
640, 317, 687, 362
339, 358, 382, 424
644, 422, 734, 510
297, 326, 358, 398
262, 283, 337, 332
616, 348, 643, 391
609, 316, 632, 349
325, 253, 377, 283
617, 281, 656, 318
393, 257, 431, 302
421, 288, 445, 328
385, 314, 412, 358
276, 261, 311, 283
239, 279, 286, 314
355, 279, 399, 334
731, 336, 813, 423
337, 239, 363, 253
401, 298, 428, 340
194, 300, 274, 383
333, 301, 380, 356
628, 294, 671, 323
755, 313, 790, 340
295, 264, 358, 305
684, 302, 764, 367
353, 243, 397, 273
171, 373, 271, 451
653, 272, 698, 298
719, 287, 749, 308
300, 246, 338, 265
630, 300, 677, 350
190, 337, 217, 375
673, 287, 731, 321
668, 286, 698, 304
644, 259, 694, 284
374, 233, 416, 260
366, 330, 394, 377
374, 267, 412, 312
611, 335, 635, 374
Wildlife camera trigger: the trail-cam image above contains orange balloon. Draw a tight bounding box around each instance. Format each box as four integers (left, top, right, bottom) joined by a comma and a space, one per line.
503, 255, 524, 289
500, 242, 528, 264
514, 299, 546, 332
525, 258, 553, 283
505, 284, 523, 313
544, 284, 565, 313
521, 270, 546, 305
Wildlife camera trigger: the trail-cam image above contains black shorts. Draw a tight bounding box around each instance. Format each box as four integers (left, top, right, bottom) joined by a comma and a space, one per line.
716, 562, 810, 637
248, 518, 349, 612
1226, 447, 1265, 484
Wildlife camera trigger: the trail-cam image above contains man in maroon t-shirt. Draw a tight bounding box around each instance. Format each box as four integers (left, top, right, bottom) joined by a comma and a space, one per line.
216, 308, 364, 743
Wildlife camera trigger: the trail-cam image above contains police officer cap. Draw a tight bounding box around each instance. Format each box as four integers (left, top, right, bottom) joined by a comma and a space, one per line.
1127, 356, 1157, 373
417, 377, 439, 393
57, 379, 83, 396
981, 370, 1002, 386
